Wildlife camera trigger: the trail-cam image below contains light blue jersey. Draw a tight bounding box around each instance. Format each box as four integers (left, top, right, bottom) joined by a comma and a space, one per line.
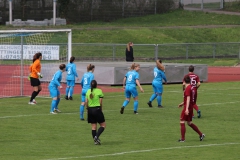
80, 72, 94, 102
148, 66, 167, 106
152, 67, 167, 84
49, 70, 63, 88
48, 70, 63, 98
125, 70, 139, 88
81, 72, 95, 90
66, 63, 78, 80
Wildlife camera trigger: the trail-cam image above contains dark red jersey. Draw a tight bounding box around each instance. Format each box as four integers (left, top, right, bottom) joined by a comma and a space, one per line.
183, 73, 200, 89
183, 85, 193, 111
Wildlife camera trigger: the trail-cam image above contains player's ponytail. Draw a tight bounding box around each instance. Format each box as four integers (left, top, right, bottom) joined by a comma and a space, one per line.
130, 63, 139, 70
33, 52, 42, 63
90, 80, 97, 99
70, 56, 75, 63
87, 64, 95, 72
130, 63, 135, 70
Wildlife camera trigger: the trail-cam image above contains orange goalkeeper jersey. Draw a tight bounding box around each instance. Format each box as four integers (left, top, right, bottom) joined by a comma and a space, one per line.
29, 59, 41, 79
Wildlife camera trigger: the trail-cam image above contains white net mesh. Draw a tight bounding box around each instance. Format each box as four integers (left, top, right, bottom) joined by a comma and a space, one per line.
0, 30, 71, 98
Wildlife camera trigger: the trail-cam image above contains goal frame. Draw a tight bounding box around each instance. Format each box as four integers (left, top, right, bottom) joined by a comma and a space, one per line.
0, 29, 72, 97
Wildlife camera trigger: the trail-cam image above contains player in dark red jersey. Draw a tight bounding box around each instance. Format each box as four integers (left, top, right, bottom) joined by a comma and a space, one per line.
182, 65, 201, 118
178, 76, 205, 142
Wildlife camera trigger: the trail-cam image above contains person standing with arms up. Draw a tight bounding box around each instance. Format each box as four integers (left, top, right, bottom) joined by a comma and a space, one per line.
178, 76, 205, 142
48, 64, 66, 114
28, 52, 43, 105
86, 80, 105, 145
147, 59, 167, 108
125, 42, 134, 62
120, 63, 144, 114
65, 56, 79, 100
80, 64, 95, 120
181, 65, 201, 118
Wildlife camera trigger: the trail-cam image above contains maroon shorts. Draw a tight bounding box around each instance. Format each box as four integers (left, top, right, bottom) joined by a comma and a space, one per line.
180, 109, 193, 122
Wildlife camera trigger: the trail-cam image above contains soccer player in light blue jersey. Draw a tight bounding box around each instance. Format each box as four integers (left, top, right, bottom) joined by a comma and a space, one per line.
120, 63, 144, 114
48, 64, 66, 114
80, 64, 95, 120
147, 59, 167, 108
65, 56, 79, 100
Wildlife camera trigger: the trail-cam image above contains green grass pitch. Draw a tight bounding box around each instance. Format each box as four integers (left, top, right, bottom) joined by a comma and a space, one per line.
0, 81, 240, 160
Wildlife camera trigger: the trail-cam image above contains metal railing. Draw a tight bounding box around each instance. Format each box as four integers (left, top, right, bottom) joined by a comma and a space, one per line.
71, 42, 240, 61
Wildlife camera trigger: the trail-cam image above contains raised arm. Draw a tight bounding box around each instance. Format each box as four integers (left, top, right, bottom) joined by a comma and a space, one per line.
156, 59, 165, 71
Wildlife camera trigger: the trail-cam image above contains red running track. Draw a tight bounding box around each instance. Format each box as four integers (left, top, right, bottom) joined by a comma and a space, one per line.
0, 65, 239, 97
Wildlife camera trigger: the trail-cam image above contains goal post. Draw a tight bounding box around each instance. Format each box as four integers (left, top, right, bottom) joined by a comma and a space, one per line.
0, 29, 72, 98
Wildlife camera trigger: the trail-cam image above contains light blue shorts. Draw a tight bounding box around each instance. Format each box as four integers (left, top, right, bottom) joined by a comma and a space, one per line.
152, 81, 163, 94
81, 89, 88, 102
125, 86, 138, 98
66, 80, 75, 87
48, 86, 60, 98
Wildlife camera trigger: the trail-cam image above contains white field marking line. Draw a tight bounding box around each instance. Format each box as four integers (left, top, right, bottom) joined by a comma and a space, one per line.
1, 100, 240, 119
43, 142, 240, 160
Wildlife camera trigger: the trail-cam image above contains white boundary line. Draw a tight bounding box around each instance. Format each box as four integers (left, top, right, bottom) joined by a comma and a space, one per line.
1, 100, 240, 119
44, 142, 240, 160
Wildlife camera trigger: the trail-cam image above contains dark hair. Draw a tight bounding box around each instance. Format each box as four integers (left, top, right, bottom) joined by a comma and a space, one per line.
70, 56, 75, 63
189, 65, 194, 72
90, 80, 97, 99
184, 76, 191, 84
33, 52, 42, 63
158, 59, 162, 63
87, 64, 95, 72
59, 64, 66, 70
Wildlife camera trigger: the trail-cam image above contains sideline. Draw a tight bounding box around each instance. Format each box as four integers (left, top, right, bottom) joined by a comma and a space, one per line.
44, 142, 240, 160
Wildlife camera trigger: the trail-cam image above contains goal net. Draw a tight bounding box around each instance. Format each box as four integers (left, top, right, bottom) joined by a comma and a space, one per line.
0, 29, 72, 98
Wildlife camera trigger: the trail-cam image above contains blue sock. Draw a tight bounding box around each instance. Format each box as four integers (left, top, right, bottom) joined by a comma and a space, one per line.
122, 100, 129, 107
66, 87, 70, 96
55, 98, 60, 109
157, 95, 162, 106
150, 94, 157, 102
69, 87, 74, 97
80, 105, 84, 119
50, 100, 57, 112
134, 100, 138, 112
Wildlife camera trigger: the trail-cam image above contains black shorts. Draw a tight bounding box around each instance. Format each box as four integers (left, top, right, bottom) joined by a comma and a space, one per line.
30, 77, 41, 87
87, 107, 105, 124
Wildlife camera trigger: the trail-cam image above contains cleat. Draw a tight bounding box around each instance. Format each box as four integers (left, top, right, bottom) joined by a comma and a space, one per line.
54, 109, 61, 113
69, 96, 73, 100
200, 134, 205, 141
32, 99, 37, 104
158, 105, 163, 108
120, 107, 124, 114
94, 136, 101, 145
28, 101, 36, 105
197, 110, 201, 118
65, 96, 69, 100
178, 139, 185, 142
134, 111, 138, 114
147, 101, 153, 107
80, 118, 85, 121
50, 111, 57, 114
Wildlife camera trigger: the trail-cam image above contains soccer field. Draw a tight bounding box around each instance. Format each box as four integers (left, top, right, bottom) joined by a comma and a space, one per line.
0, 82, 239, 160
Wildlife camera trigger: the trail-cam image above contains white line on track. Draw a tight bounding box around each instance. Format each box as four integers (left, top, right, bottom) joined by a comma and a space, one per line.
43, 142, 240, 160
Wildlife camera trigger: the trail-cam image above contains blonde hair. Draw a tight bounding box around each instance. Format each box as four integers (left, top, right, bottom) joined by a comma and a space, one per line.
126, 42, 133, 52
87, 64, 95, 72
130, 63, 140, 70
